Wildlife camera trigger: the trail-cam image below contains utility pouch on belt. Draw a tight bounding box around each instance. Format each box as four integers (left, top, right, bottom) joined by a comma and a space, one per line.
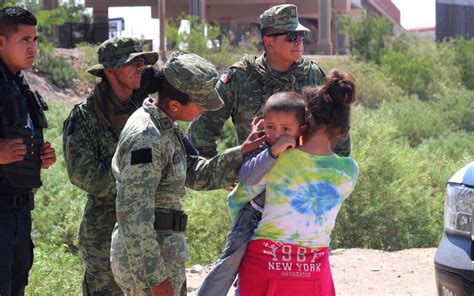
154, 211, 188, 232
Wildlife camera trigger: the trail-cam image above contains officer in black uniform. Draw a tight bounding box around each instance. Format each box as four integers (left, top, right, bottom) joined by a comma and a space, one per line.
0, 7, 56, 296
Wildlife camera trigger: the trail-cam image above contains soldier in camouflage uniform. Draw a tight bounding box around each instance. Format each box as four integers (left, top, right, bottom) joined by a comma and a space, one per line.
188, 4, 351, 158
110, 51, 261, 296
62, 37, 161, 296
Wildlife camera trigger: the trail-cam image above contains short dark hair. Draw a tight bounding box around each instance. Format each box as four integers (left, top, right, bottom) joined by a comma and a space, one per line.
262, 92, 306, 125
0, 7, 37, 37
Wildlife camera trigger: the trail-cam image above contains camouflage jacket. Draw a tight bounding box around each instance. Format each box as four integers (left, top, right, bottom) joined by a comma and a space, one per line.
62, 69, 159, 205
111, 98, 242, 289
187, 53, 326, 158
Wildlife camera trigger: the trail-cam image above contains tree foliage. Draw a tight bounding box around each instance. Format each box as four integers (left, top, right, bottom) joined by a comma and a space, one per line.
339, 12, 392, 64
450, 38, 474, 90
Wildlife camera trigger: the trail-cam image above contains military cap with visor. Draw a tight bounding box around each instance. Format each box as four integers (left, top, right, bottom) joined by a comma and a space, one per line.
87, 37, 159, 77
260, 4, 309, 35
163, 51, 224, 111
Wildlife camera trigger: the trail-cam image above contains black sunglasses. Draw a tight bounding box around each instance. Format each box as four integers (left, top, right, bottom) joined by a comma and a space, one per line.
267, 31, 307, 42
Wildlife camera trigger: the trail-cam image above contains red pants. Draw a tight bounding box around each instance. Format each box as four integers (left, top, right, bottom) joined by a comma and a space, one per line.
239, 239, 335, 296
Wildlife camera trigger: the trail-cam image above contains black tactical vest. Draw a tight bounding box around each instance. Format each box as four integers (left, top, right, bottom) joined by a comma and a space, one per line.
0, 65, 48, 190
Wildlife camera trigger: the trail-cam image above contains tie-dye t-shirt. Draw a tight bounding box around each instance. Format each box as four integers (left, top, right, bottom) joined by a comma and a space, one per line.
228, 148, 358, 247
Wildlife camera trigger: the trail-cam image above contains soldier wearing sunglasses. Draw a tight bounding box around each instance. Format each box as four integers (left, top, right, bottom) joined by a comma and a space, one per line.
62, 37, 162, 295
188, 4, 351, 160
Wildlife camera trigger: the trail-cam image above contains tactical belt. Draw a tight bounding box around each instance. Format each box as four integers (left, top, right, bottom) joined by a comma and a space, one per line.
0, 192, 34, 210
154, 211, 188, 232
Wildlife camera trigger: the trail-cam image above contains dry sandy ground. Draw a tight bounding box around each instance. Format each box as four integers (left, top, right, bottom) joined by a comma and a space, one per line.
186, 248, 438, 295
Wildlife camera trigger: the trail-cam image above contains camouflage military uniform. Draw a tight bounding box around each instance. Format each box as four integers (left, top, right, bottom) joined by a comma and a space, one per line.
110, 52, 242, 296
62, 37, 159, 296
188, 4, 351, 158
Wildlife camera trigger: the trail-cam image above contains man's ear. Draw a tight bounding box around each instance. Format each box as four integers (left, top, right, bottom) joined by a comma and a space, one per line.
104, 68, 115, 79
262, 35, 273, 50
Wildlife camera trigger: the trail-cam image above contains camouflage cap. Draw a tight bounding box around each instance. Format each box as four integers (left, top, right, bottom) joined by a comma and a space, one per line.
163, 51, 223, 111
260, 4, 309, 33
87, 37, 159, 77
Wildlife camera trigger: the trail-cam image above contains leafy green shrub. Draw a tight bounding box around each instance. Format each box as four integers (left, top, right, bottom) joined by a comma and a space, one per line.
35, 52, 79, 88
450, 38, 474, 90
338, 13, 392, 64
381, 34, 462, 100
384, 98, 446, 146
381, 49, 436, 101
76, 42, 99, 84
183, 189, 231, 265
317, 56, 407, 108
432, 89, 474, 132
332, 106, 448, 250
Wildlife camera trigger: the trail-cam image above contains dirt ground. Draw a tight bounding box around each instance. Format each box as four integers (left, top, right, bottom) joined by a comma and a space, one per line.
185, 248, 438, 295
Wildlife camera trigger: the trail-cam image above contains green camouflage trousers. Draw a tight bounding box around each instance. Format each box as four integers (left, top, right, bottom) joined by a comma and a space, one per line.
111, 228, 188, 296
78, 198, 123, 295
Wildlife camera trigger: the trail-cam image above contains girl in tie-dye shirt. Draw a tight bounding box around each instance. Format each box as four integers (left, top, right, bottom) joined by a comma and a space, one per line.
237, 70, 359, 296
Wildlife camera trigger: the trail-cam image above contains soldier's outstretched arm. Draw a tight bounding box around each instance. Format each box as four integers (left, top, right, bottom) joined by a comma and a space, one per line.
113, 131, 168, 291
62, 111, 116, 198
187, 76, 235, 158
185, 145, 242, 191
184, 128, 266, 190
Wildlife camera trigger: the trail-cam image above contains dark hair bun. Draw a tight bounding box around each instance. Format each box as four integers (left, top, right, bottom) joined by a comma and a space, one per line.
322, 69, 356, 107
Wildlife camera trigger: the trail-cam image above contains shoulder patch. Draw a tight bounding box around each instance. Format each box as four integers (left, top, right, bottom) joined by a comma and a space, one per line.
131, 148, 152, 165
220, 69, 233, 84
158, 118, 173, 130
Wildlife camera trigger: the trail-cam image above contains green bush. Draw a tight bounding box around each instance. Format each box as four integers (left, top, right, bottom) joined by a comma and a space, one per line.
450, 38, 474, 90
432, 89, 474, 133
338, 13, 392, 64
332, 106, 458, 250
317, 56, 407, 108
384, 98, 446, 146
183, 189, 231, 265
381, 34, 463, 100
76, 42, 100, 84
35, 52, 79, 88
381, 49, 435, 101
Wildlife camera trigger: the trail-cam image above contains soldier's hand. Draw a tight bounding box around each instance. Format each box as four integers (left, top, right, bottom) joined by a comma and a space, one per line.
152, 279, 174, 296
0, 138, 26, 164
241, 117, 266, 157
40, 141, 56, 169
270, 136, 297, 157
250, 116, 264, 133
